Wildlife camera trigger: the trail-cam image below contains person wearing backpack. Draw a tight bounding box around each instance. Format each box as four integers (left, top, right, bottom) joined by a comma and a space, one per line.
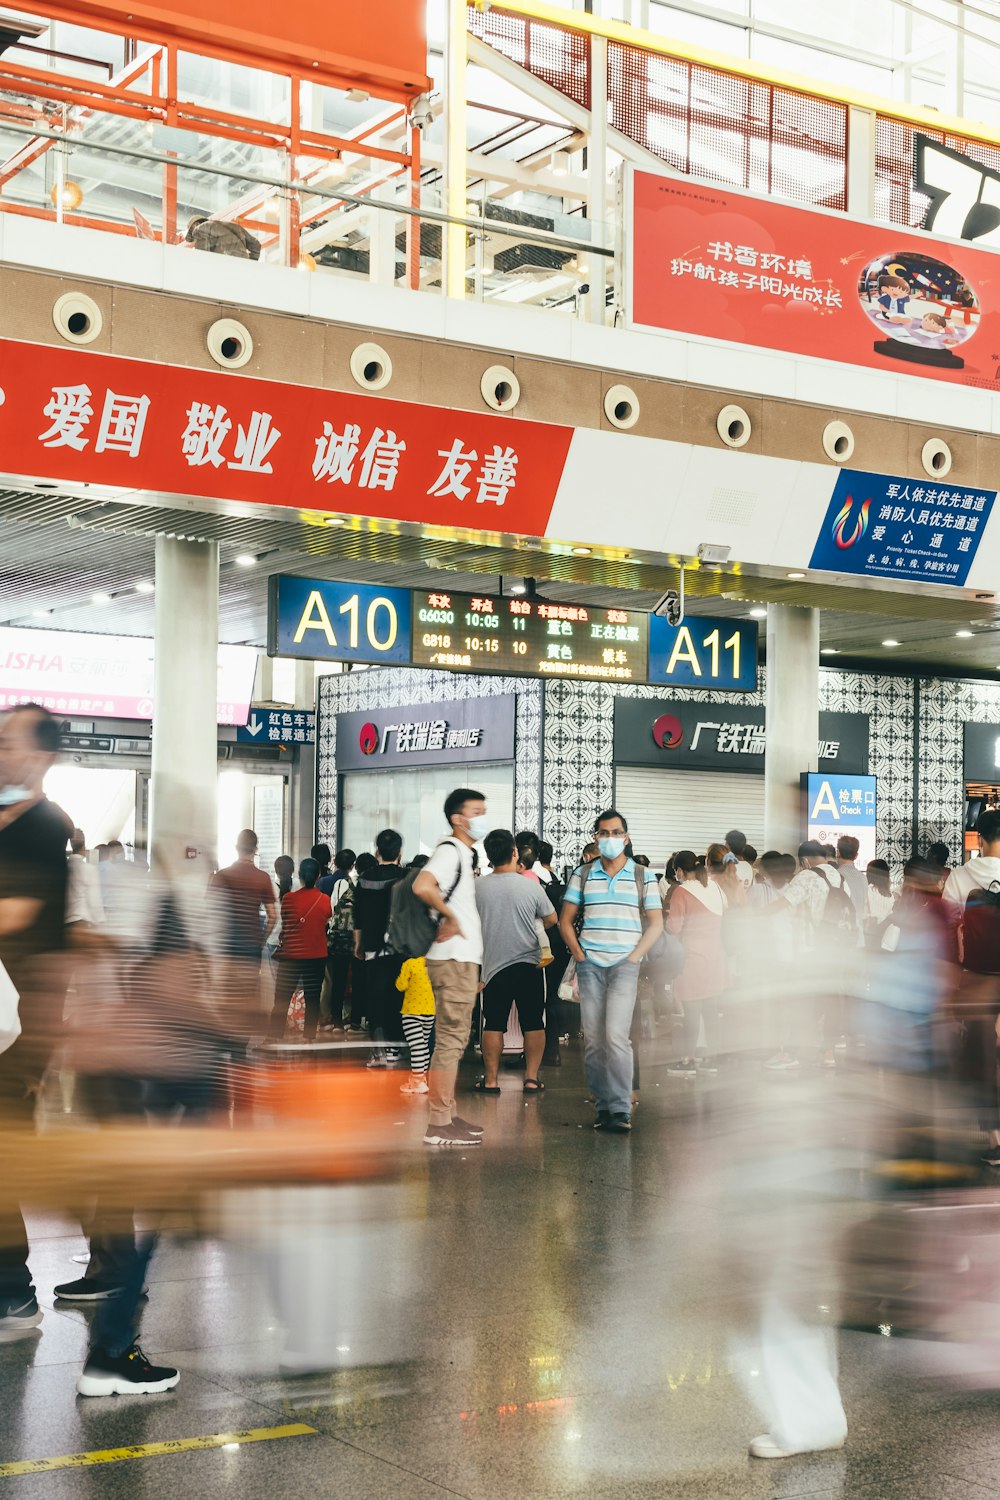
412, 789, 489, 1148
352, 829, 407, 1068
559, 809, 663, 1134
944, 809, 1000, 1166
772, 840, 857, 1066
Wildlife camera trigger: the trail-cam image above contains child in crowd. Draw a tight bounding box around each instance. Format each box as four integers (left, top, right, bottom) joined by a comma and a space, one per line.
396, 954, 435, 1095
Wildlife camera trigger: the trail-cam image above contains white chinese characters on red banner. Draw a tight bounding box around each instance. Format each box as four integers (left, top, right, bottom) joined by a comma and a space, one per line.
2, 340, 572, 534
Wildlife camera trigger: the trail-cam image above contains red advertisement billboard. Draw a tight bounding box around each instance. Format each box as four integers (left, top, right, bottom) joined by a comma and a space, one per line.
628, 172, 1000, 388
0, 339, 572, 538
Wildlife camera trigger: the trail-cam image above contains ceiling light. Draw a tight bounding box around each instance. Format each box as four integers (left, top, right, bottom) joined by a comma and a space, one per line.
820, 647, 838, 655
91, 591, 111, 605
571, 546, 592, 557
749, 607, 767, 619
324, 516, 346, 527
134, 580, 154, 594
786, 571, 805, 580
956, 629, 974, 638
31, 609, 51, 619
882, 638, 899, 647
49, 178, 83, 211
235, 554, 257, 568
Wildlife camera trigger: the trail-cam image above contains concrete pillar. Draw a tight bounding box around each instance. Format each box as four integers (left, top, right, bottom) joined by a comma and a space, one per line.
588, 35, 609, 326
764, 605, 819, 853
150, 535, 220, 876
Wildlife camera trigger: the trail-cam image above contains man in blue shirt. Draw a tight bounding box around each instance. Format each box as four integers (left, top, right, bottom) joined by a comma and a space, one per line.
559, 809, 662, 1134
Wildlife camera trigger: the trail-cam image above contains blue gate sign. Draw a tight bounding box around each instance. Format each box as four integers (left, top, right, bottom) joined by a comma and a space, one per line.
268, 575, 412, 665
648, 615, 757, 692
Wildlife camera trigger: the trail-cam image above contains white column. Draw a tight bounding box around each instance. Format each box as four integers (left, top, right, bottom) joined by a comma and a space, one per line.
588, 35, 609, 326
442, 0, 468, 299
764, 606, 819, 854
150, 536, 220, 875
846, 107, 875, 220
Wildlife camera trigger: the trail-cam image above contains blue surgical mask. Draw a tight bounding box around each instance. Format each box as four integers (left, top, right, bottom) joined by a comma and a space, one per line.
0, 785, 30, 807
598, 836, 626, 860
467, 814, 490, 841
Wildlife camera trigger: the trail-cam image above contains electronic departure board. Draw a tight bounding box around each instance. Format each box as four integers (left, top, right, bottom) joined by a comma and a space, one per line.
268, 574, 757, 691
409, 589, 648, 681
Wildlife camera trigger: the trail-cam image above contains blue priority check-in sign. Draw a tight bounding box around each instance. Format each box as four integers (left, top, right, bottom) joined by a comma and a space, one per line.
809, 469, 995, 587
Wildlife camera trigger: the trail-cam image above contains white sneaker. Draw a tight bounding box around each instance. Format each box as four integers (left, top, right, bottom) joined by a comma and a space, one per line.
400, 1077, 429, 1094
749, 1432, 845, 1460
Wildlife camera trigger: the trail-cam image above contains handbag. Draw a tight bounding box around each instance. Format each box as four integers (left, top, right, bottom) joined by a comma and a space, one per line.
0, 958, 20, 1057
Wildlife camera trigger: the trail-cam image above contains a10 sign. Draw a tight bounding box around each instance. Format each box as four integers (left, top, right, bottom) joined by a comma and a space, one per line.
648, 615, 758, 692
267, 576, 412, 665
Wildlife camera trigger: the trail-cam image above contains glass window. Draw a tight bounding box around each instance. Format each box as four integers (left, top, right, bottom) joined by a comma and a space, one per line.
340, 763, 514, 861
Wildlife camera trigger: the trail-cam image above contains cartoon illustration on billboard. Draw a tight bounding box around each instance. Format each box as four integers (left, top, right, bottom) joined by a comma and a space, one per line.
858, 250, 980, 370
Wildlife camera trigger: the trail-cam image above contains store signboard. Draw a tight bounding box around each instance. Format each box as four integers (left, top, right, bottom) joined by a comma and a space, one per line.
1, 339, 571, 538
336, 695, 516, 772
647, 615, 757, 691
628, 170, 1000, 390
809, 468, 993, 587
613, 699, 869, 775
0, 626, 255, 725
962, 722, 1000, 781
805, 773, 878, 864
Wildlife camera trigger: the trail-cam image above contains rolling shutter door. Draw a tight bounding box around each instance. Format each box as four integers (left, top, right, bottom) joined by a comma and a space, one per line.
613, 766, 766, 867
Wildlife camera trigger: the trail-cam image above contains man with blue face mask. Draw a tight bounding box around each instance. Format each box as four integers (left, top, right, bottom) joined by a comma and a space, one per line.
560, 809, 662, 1133
414, 788, 488, 1148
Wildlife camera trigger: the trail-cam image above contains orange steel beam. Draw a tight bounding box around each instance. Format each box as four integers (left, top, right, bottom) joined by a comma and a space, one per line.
0, 200, 134, 233
161, 44, 177, 243
406, 120, 421, 290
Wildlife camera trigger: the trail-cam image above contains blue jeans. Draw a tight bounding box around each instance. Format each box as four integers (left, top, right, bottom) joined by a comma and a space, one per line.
577, 957, 640, 1117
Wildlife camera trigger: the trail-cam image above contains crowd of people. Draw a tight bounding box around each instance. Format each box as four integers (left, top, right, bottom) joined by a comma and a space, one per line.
6, 698, 1000, 1459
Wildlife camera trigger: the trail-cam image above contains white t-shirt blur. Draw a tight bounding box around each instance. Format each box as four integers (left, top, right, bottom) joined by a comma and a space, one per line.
424, 836, 483, 965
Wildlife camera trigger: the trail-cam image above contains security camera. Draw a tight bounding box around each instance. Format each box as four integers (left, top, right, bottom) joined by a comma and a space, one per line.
653, 589, 683, 627
408, 93, 435, 132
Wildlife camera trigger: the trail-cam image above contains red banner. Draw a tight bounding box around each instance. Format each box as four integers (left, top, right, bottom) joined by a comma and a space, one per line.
0, 339, 571, 537
629, 173, 1000, 389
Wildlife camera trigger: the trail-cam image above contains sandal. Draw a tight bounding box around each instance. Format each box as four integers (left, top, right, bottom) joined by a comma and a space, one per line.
523, 1079, 545, 1093
474, 1078, 501, 1095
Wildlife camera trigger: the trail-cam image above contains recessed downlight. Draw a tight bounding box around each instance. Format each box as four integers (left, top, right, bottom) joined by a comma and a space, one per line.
571, 546, 592, 557
235, 554, 257, 568
749, 606, 767, 619
786, 571, 806, 580
882, 638, 899, 647
820, 647, 838, 655
325, 516, 347, 528
31, 609, 52, 619
956, 629, 974, 638
91, 591, 111, 606
135, 580, 154, 595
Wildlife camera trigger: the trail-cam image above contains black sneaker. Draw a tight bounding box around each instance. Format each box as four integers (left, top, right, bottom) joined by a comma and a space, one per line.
594, 1110, 612, 1131
423, 1122, 483, 1147
451, 1116, 484, 1136
55, 1278, 124, 1303
0, 1297, 42, 1339
78, 1343, 179, 1397
606, 1113, 632, 1134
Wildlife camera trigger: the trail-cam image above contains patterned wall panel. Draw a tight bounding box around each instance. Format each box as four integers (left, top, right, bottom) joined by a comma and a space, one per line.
917, 678, 1000, 863
542, 669, 913, 870
316, 668, 542, 847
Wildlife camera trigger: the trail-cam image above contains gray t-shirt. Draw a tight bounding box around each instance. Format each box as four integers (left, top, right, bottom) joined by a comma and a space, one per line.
476, 873, 555, 986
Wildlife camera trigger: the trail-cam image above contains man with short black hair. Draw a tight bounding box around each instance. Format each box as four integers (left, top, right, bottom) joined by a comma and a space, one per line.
211, 829, 276, 979
475, 830, 557, 1093
560, 809, 662, 1133
725, 829, 754, 890
414, 789, 488, 1147
836, 836, 867, 925
353, 828, 406, 1065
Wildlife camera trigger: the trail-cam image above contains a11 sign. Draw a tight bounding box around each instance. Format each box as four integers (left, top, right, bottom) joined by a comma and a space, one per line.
647, 615, 758, 692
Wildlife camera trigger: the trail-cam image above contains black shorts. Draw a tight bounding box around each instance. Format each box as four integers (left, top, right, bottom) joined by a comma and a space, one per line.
483, 963, 545, 1033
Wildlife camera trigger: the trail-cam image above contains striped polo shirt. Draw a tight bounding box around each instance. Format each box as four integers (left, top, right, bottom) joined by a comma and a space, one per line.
563, 858, 661, 967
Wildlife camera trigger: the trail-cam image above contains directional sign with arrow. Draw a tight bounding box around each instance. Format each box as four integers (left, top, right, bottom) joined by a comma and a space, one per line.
237, 707, 315, 746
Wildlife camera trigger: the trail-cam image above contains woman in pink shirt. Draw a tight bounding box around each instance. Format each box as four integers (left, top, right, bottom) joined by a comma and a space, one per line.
666, 849, 728, 1077
267, 857, 332, 1042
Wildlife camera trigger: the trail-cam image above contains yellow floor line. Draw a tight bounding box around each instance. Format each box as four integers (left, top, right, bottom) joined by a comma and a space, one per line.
0, 1423, 317, 1477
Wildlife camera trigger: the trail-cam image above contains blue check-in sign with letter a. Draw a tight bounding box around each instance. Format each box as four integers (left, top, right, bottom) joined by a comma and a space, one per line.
809, 469, 995, 587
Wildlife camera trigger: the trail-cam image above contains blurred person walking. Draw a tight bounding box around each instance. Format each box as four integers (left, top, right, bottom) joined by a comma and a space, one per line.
67, 828, 104, 932
474, 829, 557, 1094
836, 836, 867, 926
0, 705, 73, 1337
414, 789, 488, 1148
210, 829, 276, 1021
267, 858, 331, 1043
666, 850, 727, 1077
354, 829, 407, 1066
944, 812, 1000, 1167
772, 841, 857, 1065
560, 810, 662, 1133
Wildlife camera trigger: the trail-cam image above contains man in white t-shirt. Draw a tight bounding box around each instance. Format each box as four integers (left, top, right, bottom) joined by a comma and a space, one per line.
413, 788, 488, 1149
725, 829, 755, 891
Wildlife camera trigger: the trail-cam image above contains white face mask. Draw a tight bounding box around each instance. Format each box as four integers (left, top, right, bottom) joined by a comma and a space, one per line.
597, 835, 627, 860
0, 785, 30, 807
467, 814, 490, 841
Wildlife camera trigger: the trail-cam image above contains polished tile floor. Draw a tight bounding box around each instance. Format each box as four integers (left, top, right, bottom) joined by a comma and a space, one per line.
4, 1043, 1000, 1498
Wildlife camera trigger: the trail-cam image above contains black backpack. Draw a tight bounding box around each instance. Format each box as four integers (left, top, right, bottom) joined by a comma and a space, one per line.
326, 880, 355, 955
387, 840, 464, 959
959, 881, 1000, 974
811, 866, 857, 946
